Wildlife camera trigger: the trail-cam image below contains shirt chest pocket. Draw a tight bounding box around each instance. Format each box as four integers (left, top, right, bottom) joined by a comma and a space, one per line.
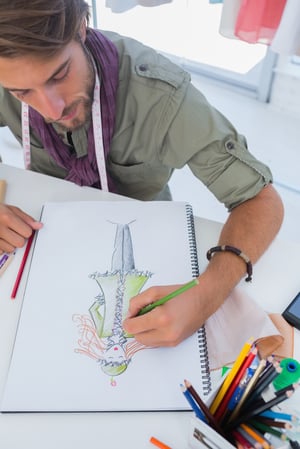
108, 157, 172, 200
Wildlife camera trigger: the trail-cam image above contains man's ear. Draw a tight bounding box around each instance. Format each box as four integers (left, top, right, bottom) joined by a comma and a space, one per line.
79, 19, 87, 43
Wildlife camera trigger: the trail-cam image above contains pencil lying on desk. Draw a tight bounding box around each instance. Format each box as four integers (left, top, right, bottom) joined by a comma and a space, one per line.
150, 436, 172, 449
0, 179, 7, 202
11, 231, 36, 299
0, 251, 16, 277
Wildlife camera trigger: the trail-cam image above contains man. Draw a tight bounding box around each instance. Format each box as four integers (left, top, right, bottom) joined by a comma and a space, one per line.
0, 0, 283, 347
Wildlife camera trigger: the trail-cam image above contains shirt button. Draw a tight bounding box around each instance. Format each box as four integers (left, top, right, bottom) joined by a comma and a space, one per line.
226, 141, 235, 150
139, 64, 148, 72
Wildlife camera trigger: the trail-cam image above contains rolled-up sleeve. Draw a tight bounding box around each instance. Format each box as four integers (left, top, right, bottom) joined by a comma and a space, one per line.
162, 82, 273, 210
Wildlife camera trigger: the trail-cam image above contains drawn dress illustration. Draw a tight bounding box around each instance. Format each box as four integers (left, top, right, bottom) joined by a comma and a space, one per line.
73, 221, 153, 385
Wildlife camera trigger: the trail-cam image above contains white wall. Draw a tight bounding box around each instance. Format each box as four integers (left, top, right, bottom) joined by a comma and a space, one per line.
269, 58, 300, 118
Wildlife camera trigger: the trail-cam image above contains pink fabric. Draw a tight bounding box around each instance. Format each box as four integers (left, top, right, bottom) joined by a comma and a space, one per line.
234, 0, 287, 44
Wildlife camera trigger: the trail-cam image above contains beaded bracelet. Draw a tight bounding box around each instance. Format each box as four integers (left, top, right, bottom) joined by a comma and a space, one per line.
206, 245, 253, 282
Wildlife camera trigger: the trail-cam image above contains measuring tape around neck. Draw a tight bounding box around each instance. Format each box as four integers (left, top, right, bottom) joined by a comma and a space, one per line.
21, 102, 31, 170
21, 70, 108, 192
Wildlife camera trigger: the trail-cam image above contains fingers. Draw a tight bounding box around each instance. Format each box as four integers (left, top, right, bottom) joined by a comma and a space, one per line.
126, 285, 179, 318
123, 293, 196, 347
0, 204, 43, 252
123, 306, 177, 348
123, 283, 204, 347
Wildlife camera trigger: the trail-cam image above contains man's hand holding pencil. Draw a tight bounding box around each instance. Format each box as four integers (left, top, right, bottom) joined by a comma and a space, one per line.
123, 278, 208, 347
0, 203, 43, 254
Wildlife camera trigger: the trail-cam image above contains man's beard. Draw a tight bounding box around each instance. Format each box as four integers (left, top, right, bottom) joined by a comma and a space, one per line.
51, 95, 93, 132
46, 47, 95, 132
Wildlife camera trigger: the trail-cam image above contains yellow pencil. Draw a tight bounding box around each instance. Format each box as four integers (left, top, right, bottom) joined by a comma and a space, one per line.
226, 358, 266, 424
209, 338, 253, 414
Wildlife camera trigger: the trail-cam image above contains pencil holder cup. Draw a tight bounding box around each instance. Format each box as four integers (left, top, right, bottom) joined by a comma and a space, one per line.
188, 381, 235, 449
188, 416, 235, 449
187, 379, 293, 449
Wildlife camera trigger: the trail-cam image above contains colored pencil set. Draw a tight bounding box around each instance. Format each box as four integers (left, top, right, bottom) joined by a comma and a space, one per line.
181, 340, 300, 449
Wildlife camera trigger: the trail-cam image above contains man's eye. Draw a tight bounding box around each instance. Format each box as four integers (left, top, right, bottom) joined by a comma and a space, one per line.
9, 90, 29, 99
53, 67, 70, 82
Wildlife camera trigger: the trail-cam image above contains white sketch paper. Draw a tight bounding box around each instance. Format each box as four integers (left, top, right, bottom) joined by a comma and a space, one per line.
2, 201, 207, 412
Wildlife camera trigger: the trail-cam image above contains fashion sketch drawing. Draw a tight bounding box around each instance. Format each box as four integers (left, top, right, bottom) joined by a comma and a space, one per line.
73, 221, 153, 386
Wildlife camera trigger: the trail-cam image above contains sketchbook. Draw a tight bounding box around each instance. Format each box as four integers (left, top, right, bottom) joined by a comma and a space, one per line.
2, 201, 211, 412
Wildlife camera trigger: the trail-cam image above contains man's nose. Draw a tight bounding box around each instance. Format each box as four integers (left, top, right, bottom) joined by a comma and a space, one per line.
35, 87, 66, 121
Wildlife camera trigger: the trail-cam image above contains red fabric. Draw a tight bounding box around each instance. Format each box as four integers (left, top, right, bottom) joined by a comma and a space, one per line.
234, 0, 287, 44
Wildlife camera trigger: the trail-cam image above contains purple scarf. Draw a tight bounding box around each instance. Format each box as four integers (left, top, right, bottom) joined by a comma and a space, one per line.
28, 29, 119, 192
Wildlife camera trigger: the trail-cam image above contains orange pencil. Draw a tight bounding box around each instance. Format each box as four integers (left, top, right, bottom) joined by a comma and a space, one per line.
11, 231, 36, 299
240, 423, 271, 449
150, 436, 172, 449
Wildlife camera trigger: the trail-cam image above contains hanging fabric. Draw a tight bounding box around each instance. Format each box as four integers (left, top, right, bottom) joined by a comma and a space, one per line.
271, 0, 300, 55
138, 0, 172, 5
234, 0, 287, 44
219, 0, 242, 39
105, 0, 172, 13
105, 0, 137, 13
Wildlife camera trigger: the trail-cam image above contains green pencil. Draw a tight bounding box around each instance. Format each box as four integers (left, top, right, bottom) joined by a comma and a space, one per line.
137, 278, 199, 316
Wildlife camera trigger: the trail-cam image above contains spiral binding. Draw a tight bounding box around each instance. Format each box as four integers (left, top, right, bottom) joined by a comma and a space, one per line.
185, 204, 212, 395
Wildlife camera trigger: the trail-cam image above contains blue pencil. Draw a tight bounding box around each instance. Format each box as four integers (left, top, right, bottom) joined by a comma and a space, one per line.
259, 409, 298, 422
180, 384, 206, 422
227, 366, 257, 411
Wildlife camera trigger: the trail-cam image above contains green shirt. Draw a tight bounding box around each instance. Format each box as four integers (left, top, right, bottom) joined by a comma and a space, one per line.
0, 30, 272, 210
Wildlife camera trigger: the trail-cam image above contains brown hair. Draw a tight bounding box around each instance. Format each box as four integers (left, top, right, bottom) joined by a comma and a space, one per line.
0, 0, 90, 58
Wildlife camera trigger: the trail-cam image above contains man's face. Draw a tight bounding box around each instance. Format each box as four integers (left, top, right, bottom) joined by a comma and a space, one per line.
0, 39, 94, 131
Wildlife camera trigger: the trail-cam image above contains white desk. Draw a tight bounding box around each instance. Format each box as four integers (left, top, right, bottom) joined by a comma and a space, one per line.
0, 164, 299, 449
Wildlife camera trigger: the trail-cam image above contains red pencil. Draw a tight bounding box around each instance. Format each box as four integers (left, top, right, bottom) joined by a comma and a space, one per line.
11, 231, 36, 299
214, 347, 258, 422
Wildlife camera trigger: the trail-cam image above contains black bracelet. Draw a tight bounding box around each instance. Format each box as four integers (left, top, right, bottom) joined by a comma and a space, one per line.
206, 245, 253, 282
